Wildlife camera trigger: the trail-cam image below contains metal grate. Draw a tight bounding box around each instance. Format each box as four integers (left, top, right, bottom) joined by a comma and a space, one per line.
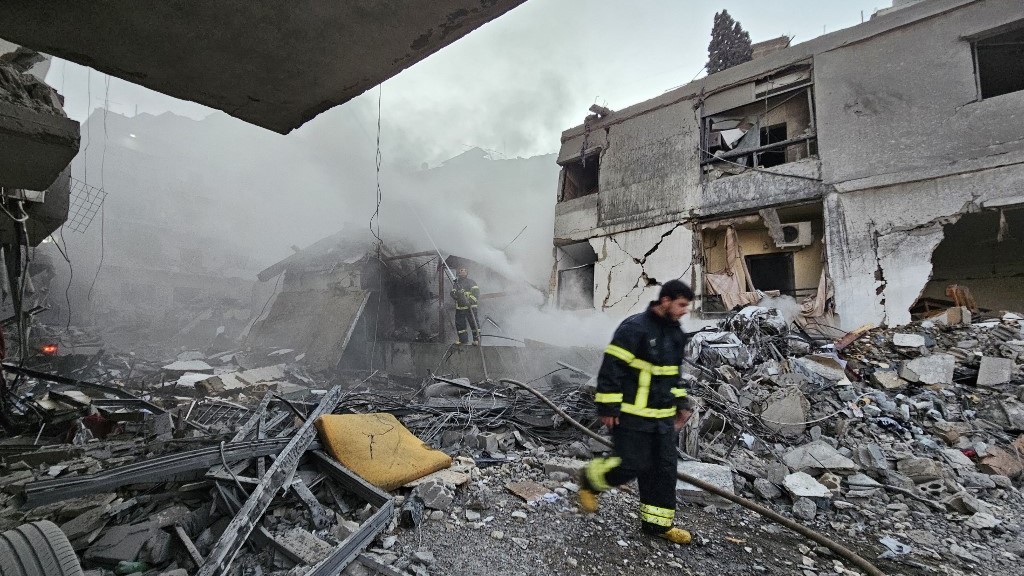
66, 177, 107, 233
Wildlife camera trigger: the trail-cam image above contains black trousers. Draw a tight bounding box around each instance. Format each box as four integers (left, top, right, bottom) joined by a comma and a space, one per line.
583, 424, 679, 534
454, 308, 480, 344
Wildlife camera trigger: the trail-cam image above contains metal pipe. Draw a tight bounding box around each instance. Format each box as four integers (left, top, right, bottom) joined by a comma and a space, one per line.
500, 378, 886, 576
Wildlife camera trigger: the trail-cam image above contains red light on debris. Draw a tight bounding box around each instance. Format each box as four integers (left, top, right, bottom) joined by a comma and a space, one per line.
40, 344, 58, 355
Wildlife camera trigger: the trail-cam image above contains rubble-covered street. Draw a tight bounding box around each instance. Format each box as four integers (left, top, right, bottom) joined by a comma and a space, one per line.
0, 303, 1021, 576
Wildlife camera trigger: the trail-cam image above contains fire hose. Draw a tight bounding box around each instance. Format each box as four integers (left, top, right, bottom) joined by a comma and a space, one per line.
499, 378, 886, 576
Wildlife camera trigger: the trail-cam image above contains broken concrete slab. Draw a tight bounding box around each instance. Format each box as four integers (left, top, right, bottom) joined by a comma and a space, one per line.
542, 457, 586, 478
783, 472, 832, 499
236, 364, 287, 385
845, 473, 881, 489
403, 468, 471, 489
505, 480, 554, 504
161, 360, 214, 374
965, 512, 1001, 530
414, 478, 455, 511
892, 333, 926, 348
753, 478, 782, 500
945, 491, 989, 515
145, 530, 174, 564
940, 448, 976, 471
782, 440, 858, 474
760, 387, 810, 438
978, 446, 1024, 479
675, 462, 735, 507
932, 421, 971, 445
870, 370, 908, 391
276, 526, 333, 565
84, 521, 159, 564
60, 502, 111, 546
792, 355, 847, 386
792, 497, 817, 521
899, 354, 955, 385
977, 356, 1014, 386
896, 457, 944, 484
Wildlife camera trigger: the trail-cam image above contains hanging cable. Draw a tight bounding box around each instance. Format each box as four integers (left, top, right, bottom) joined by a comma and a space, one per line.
50, 226, 74, 331
369, 85, 384, 372
86, 76, 110, 301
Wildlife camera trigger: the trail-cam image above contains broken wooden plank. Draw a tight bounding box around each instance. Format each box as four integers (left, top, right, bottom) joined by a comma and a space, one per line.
197, 386, 343, 576
174, 524, 205, 567
291, 477, 334, 530
212, 482, 305, 565
305, 450, 395, 576
231, 391, 274, 442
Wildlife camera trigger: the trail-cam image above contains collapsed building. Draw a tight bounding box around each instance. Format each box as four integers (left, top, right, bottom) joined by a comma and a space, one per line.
0, 41, 80, 361
551, 0, 1024, 331
246, 229, 589, 381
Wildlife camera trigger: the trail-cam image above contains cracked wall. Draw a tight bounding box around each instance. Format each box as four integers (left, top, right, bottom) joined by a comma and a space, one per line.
589, 222, 693, 316
827, 161, 1024, 329
556, 99, 699, 244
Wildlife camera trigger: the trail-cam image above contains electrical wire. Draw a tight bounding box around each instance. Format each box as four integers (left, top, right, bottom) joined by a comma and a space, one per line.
369, 85, 384, 371
86, 76, 110, 302
49, 227, 74, 332
248, 272, 283, 333
86, 201, 105, 301
369, 85, 383, 248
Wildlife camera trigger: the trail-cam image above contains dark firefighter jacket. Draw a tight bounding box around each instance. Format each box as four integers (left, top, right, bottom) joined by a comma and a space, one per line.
595, 302, 692, 431
451, 277, 480, 310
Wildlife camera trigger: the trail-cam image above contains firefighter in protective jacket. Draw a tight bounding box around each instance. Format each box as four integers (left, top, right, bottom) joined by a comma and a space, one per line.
579, 280, 696, 544
451, 267, 481, 345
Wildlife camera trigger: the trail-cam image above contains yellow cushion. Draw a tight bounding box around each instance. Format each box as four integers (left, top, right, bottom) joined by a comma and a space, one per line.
315, 413, 452, 490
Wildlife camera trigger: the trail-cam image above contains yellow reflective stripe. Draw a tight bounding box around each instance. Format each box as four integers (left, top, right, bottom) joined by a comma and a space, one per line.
604, 345, 635, 363
585, 457, 621, 492
594, 392, 623, 403
620, 404, 676, 418
628, 359, 679, 376
634, 368, 651, 408
640, 504, 675, 526
605, 346, 679, 418
670, 388, 688, 398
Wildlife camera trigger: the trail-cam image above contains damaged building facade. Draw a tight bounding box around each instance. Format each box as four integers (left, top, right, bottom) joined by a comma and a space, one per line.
552, 0, 1024, 331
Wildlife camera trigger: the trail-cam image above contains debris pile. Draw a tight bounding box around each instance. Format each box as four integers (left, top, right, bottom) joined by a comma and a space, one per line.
678, 306, 1024, 574
0, 306, 1022, 575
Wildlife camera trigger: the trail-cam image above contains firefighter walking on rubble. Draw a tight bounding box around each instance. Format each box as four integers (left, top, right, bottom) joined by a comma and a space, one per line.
451, 266, 481, 345
578, 280, 696, 544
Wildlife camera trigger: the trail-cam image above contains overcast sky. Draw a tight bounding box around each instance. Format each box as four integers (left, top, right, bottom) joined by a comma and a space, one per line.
48, 0, 889, 166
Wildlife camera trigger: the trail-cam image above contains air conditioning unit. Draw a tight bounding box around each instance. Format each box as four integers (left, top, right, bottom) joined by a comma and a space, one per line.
777, 221, 813, 248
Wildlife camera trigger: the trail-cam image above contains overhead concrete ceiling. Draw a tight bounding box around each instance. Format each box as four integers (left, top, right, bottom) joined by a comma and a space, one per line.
0, 0, 527, 134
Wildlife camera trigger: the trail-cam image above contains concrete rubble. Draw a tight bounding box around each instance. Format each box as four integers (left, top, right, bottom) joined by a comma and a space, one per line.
0, 302, 1022, 575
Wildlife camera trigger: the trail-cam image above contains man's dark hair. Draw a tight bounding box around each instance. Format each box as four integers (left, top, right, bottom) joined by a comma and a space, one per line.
659, 280, 695, 301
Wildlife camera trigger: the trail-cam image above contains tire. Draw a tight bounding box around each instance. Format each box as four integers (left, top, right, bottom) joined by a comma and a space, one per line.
0, 520, 83, 576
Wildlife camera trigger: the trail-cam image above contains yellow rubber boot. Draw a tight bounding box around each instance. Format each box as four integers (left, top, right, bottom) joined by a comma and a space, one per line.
658, 527, 692, 545
578, 488, 599, 513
